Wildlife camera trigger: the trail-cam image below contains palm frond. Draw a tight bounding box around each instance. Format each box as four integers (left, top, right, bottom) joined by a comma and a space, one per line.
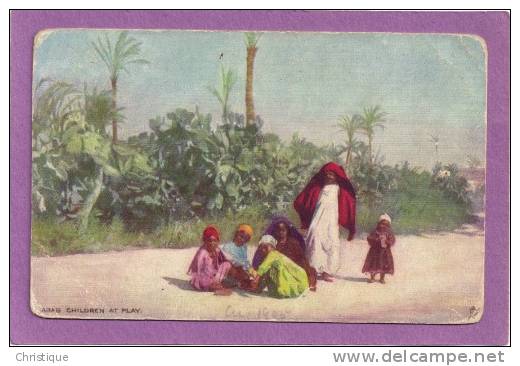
34, 78, 51, 95
359, 105, 386, 136
127, 58, 150, 65
91, 40, 111, 70
92, 31, 149, 81
245, 32, 262, 48
120, 42, 142, 61
103, 34, 115, 75
32, 80, 81, 133
208, 86, 224, 105
114, 31, 129, 60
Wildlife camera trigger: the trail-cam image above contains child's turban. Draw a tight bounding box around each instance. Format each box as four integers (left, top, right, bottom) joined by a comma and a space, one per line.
378, 213, 392, 224
202, 225, 220, 241
237, 224, 253, 238
259, 234, 277, 246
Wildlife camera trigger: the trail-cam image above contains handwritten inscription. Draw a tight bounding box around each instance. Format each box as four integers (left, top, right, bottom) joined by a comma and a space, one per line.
225, 305, 292, 320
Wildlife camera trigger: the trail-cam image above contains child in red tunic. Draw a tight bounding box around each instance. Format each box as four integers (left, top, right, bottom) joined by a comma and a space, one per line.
362, 214, 395, 284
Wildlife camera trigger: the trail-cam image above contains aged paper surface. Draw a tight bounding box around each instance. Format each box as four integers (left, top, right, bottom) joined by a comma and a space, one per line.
31, 30, 485, 323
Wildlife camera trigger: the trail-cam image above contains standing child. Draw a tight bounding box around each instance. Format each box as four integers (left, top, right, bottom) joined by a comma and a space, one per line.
362, 213, 395, 284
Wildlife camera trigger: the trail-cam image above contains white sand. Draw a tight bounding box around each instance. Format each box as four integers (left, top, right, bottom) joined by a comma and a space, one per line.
31, 225, 484, 324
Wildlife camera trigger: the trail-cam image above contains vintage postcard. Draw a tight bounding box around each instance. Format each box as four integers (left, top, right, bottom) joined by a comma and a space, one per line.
30, 29, 486, 323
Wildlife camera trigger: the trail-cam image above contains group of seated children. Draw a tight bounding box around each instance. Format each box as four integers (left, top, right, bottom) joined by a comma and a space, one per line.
187, 214, 395, 297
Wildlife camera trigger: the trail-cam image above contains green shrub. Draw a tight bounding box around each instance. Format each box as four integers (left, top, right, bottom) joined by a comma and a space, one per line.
32, 205, 272, 256
355, 164, 470, 234
32, 90, 476, 255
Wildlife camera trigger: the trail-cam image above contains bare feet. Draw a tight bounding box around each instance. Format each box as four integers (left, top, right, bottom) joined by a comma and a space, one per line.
319, 272, 335, 282
379, 279, 386, 284
210, 282, 233, 293
245, 276, 261, 293
367, 278, 374, 283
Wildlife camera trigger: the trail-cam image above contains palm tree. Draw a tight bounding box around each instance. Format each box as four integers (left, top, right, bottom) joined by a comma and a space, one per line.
244, 32, 261, 125
83, 86, 123, 136
32, 79, 81, 138
429, 134, 440, 161
359, 105, 386, 168
337, 113, 362, 168
92, 31, 149, 143
208, 63, 236, 123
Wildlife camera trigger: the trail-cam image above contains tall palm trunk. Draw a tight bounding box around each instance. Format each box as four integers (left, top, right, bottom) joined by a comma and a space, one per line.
245, 46, 257, 125
367, 135, 373, 168
111, 77, 118, 143
222, 105, 228, 124
345, 147, 352, 167
222, 94, 229, 123
367, 134, 374, 210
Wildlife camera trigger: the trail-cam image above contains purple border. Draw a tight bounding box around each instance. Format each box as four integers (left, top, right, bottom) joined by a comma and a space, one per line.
10, 10, 510, 345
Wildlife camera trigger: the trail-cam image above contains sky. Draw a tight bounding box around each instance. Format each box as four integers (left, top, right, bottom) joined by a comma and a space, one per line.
33, 29, 487, 169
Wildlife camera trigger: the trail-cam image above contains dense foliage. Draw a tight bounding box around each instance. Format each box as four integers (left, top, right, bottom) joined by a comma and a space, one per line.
31, 31, 481, 256
32, 81, 476, 241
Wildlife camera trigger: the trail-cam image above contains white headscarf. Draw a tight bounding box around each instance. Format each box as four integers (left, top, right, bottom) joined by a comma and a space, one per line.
379, 213, 392, 224
259, 234, 277, 246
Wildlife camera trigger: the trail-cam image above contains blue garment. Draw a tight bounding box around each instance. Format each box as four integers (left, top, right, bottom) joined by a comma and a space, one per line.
221, 242, 250, 269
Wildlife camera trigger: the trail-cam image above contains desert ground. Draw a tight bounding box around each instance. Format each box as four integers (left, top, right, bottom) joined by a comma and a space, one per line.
31, 223, 484, 324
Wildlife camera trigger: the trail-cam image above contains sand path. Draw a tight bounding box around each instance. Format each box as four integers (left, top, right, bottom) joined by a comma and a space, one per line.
31, 224, 484, 323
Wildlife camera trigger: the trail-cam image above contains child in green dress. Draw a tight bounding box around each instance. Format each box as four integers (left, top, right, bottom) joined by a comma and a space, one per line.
250, 235, 309, 298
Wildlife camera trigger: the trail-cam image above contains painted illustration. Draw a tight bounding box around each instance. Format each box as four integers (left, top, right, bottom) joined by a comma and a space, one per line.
30, 29, 486, 323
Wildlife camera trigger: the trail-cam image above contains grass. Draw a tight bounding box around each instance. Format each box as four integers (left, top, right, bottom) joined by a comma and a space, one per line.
32, 184, 473, 257
356, 195, 469, 235
31, 206, 272, 257
356, 171, 471, 234
32, 218, 142, 256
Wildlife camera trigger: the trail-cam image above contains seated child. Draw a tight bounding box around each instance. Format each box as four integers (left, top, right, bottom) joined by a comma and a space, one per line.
264, 217, 318, 291
362, 213, 396, 284
221, 224, 254, 289
187, 225, 233, 294
250, 235, 309, 298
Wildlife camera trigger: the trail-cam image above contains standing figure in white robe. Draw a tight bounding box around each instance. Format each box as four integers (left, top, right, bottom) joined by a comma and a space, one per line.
306, 182, 341, 280
293, 162, 357, 283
